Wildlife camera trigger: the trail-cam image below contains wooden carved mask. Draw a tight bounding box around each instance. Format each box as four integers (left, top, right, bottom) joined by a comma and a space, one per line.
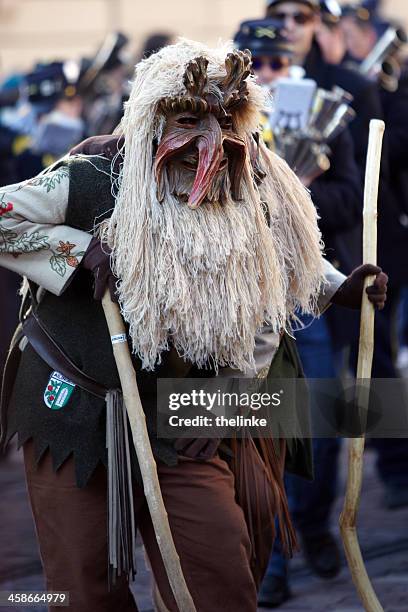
154, 50, 252, 208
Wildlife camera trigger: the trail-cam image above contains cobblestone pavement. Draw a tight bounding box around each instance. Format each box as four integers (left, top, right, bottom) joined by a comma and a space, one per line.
0, 440, 407, 612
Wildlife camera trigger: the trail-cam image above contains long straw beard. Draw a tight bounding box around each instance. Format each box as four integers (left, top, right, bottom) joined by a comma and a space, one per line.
107, 168, 288, 373
105, 40, 326, 373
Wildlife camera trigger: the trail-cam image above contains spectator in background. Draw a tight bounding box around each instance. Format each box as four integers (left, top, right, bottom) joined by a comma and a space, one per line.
340, 2, 408, 510
14, 61, 85, 180
253, 1, 408, 606
341, 1, 385, 63
235, 14, 363, 607
80, 32, 131, 135
266, 0, 383, 175
0, 73, 24, 185
232, 17, 293, 149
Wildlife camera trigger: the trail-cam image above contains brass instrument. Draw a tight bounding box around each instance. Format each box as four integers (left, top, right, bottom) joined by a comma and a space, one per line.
360, 26, 407, 92
267, 83, 355, 179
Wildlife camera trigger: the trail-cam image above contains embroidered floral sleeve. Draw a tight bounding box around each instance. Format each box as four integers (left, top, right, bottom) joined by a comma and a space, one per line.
0, 165, 92, 295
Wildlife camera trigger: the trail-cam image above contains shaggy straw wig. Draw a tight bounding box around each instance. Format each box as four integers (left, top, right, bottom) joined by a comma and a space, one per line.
105, 39, 326, 372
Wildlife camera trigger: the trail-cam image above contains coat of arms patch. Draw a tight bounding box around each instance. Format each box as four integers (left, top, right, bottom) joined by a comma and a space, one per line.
44, 371, 76, 409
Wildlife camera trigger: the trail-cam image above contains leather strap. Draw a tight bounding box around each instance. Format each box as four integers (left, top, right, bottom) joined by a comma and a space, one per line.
0, 324, 24, 451
23, 313, 108, 400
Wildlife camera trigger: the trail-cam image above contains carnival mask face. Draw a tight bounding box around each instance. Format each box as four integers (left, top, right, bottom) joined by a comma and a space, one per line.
154, 52, 252, 208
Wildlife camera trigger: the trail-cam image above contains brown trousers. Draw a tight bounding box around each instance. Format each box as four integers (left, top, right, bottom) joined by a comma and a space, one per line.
23, 439, 281, 612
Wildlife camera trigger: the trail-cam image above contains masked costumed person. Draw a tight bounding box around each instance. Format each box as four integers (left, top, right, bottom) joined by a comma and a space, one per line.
0, 40, 387, 612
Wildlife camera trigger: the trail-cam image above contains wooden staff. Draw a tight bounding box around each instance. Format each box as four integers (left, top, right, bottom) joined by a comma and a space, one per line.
339, 119, 385, 612
102, 291, 197, 612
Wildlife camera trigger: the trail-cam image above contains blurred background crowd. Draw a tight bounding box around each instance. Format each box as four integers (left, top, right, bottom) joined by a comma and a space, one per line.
1, 0, 408, 609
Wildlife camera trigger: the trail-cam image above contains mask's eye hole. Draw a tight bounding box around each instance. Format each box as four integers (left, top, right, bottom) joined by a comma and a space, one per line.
219, 115, 233, 130
176, 115, 199, 127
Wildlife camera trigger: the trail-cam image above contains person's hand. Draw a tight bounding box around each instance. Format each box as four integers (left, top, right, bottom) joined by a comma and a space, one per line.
332, 264, 388, 310
70, 135, 124, 160
82, 236, 118, 301
173, 438, 221, 461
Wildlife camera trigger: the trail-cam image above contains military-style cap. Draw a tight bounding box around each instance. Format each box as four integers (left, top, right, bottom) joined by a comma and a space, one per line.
266, 0, 320, 9
23, 61, 81, 109
320, 0, 342, 25
234, 18, 294, 57
341, 2, 376, 22
340, 2, 399, 40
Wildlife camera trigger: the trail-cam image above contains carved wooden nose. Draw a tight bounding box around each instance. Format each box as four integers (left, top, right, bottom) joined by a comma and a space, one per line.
187, 114, 224, 209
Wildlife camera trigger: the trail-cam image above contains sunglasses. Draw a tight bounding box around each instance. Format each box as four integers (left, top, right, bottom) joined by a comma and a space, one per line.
252, 57, 289, 71
272, 11, 315, 25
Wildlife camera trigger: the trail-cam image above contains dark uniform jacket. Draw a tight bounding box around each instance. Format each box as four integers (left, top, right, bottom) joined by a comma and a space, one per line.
305, 43, 384, 176
378, 68, 408, 288
300, 45, 365, 348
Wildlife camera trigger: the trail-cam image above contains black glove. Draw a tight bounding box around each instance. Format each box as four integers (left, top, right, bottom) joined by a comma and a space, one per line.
332, 264, 388, 310
82, 236, 118, 301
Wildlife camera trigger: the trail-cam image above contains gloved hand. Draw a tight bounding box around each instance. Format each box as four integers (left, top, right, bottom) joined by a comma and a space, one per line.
174, 437, 221, 461
70, 135, 124, 160
332, 264, 388, 310
82, 236, 118, 301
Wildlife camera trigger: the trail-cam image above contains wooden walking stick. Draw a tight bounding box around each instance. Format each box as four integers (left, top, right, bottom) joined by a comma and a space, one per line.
102, 291, 197, 612
339, 119, 385, 612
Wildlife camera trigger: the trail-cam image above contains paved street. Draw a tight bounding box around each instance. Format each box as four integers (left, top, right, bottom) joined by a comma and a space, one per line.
0, 440, 407, 612
258, 441, 408, 611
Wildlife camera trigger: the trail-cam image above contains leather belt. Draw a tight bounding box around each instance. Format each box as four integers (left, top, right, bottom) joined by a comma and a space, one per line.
23, 312, 108, 400
0, 324, 24, 450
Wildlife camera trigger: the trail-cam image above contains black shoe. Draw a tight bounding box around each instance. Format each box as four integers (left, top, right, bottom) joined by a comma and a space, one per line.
258, 575, 291, 608
301, 532, 341, 579
384, 484, 408, 509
